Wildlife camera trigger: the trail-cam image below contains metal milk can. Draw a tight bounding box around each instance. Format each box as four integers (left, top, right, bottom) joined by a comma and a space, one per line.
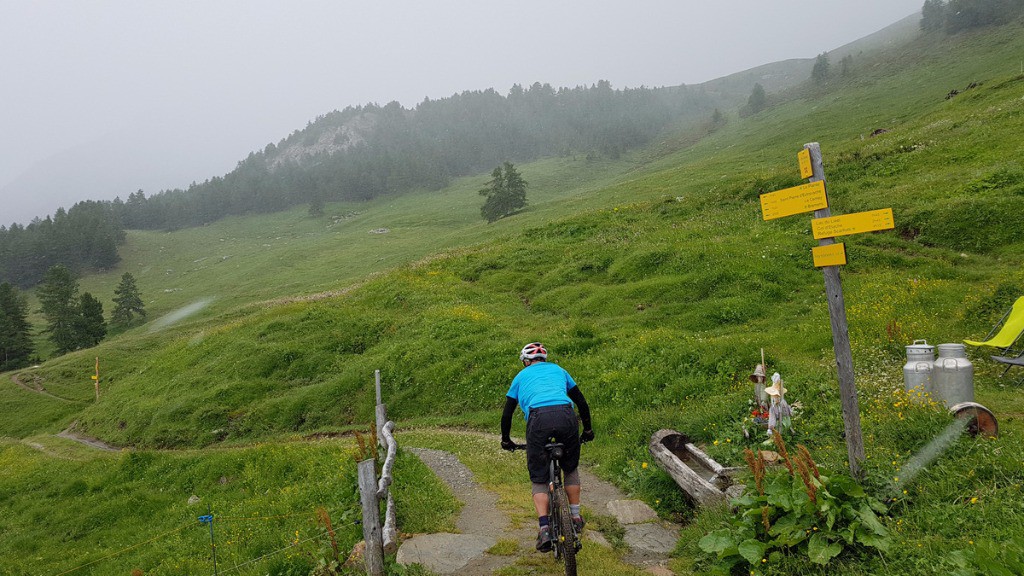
932, 343, 974, 406
903, 340, 934, 393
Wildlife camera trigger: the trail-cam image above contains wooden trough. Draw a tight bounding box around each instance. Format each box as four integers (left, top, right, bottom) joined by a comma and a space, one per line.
649, 429, 744, 507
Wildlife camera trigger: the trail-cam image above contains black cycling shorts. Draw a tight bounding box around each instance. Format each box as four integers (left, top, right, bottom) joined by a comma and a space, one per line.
525, 404, 580, 484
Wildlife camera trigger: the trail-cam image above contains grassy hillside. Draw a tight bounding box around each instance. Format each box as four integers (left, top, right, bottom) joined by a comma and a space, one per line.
3, 18, 1024, 575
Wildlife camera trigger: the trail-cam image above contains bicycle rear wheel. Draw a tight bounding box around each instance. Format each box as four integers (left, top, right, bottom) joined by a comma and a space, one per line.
553, 485, 578, 576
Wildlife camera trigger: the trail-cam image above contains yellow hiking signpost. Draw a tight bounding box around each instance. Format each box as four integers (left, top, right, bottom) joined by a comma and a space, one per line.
812, 243, 847, 267
757, 142, 898, 478
812, 208, 895, 240
798, 148, 814, 179
759, 180, 828, 220
92, 357, 100, 400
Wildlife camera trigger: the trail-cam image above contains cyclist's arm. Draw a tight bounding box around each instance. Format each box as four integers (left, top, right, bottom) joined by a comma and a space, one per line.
500, 396, 518, 441
567, 387, 592, 431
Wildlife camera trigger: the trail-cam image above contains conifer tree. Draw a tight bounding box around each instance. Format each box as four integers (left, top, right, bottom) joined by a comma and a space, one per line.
811, 53, 831, 84
111, 272, 146, 327
0, 282, 33, 370
479, 162, 528, 223
747, 83, 767, 114
37, 265, 80, 354
76, 292, 107, 348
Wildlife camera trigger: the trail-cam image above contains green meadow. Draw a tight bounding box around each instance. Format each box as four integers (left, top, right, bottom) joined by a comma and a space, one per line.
3, 19, 1024, 575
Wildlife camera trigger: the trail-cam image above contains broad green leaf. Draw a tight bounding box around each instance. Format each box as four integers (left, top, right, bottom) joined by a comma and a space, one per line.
791, 486, 811, 509
827, 474, 865, 498
766, 487, 792, 509
857, 503, 889, 536
699, 529, 736, 555
738, 539, 768, 565
767, 513, 807, 546
807, 533, 843, 565
856, 529, 892, 552
839, 522, 858, 545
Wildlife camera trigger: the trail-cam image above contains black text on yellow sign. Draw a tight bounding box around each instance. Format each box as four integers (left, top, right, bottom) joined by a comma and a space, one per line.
759, 180, 828, 221
798, 148, 813, 179
812, 243, 847, 267
811, 208, 895, 240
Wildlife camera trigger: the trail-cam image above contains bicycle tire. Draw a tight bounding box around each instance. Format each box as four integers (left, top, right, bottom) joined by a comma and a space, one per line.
554, 485, 578, 576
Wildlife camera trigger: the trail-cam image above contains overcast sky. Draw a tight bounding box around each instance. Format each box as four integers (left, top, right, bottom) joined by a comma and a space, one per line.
0, 0, 924, 225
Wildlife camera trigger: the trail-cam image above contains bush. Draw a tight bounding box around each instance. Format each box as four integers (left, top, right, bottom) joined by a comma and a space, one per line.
699, 434, 891, 571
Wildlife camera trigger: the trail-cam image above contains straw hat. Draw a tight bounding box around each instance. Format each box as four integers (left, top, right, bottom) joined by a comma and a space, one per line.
749, 364, 766, 382
765, 373, 787, 397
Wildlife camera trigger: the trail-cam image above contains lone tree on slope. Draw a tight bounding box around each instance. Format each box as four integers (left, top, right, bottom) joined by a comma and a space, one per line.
111, 272, 146, 327
479, 162, 528, 223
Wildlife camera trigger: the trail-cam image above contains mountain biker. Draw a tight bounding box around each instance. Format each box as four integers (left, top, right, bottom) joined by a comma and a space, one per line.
501, 342, 594, 552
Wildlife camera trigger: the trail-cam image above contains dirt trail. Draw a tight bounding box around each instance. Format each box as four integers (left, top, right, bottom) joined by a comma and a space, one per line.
402, 443, 680, 575
8, 371, 81, 403
56, 428, 120, 452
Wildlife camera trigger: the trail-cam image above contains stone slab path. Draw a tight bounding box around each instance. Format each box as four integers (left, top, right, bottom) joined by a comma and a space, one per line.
399, 447, 680, 575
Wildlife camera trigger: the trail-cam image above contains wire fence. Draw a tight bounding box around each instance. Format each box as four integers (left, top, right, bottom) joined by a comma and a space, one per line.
39, 370, 399, 575
47, 507, 364, 576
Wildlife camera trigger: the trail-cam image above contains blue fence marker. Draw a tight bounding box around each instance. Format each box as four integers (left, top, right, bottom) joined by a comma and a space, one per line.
199, 506, 219, 575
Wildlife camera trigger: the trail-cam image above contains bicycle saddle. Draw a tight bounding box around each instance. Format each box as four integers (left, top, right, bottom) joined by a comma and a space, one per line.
544, 442, 565, 460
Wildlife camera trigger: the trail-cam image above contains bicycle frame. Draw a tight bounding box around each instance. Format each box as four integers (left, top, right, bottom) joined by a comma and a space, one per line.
512, 438, 582, 576
539, 442, 582, 558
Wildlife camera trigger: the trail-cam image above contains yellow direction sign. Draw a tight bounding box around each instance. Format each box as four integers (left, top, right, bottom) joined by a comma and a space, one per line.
760, 180, 827, 221
812, 243, 847, 267
798, 149, 813, 179
812, 208, 894, 239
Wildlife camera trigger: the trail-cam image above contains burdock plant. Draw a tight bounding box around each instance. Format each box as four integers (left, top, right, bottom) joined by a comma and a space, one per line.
700, 432, 891, 569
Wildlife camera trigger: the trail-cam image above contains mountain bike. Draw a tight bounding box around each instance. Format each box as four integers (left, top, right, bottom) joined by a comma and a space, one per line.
514, 440, 583, 576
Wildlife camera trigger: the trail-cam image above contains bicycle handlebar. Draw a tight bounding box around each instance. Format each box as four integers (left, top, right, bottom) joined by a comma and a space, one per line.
508, 437, 591, 452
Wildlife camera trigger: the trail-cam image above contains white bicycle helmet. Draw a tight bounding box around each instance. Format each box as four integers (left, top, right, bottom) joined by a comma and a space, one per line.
519, 342, 548, 361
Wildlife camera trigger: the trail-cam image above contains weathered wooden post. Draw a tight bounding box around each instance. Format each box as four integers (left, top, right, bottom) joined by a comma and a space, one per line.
358, 458, 385, 576
92, 357, 100, 401
805, 142, 867, 477
760, 143, 892, 478
375, 370, 387, 448
376, 420, 398, 553
374, 369, 382, 405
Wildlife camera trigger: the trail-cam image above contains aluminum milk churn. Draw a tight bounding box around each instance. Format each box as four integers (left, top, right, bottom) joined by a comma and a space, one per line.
932, 343, 974, 406
903, 340, 934, 393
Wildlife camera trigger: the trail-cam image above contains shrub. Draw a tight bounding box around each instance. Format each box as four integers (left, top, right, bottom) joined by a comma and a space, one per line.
699, 434, 891, 571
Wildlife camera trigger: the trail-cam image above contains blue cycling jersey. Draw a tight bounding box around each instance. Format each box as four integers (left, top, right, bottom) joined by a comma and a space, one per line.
506, 361, 578, 421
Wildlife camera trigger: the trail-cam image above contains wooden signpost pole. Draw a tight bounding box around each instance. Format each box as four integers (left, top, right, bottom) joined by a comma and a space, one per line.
93, 357, 100, 401
805, 142, 865, 478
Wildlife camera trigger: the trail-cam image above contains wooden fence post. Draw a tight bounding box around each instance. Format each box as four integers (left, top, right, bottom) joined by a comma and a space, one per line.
383, 492, 398, 555
376, 420, 398, 553
358, 459, 385, 576
807, 142, 866, 478
375, 370, 387, 448
375, 369, 382, 405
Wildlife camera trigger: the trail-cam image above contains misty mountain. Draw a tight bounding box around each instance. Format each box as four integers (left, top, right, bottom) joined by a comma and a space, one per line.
2, 11, 921, 231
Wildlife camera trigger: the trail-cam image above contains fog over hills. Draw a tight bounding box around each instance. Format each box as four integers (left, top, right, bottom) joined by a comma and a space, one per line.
0, 5, 925, 228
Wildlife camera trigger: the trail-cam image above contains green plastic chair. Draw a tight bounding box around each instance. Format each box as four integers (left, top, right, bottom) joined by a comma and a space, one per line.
964, 296, 1024, 351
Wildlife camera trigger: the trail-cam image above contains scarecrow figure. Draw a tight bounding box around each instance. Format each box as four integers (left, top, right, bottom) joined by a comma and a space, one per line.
750, 363, 768, 408
765, 372, 793, 436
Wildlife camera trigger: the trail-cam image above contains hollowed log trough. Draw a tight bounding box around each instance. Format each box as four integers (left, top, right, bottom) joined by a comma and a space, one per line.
649, 429, 744, 507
